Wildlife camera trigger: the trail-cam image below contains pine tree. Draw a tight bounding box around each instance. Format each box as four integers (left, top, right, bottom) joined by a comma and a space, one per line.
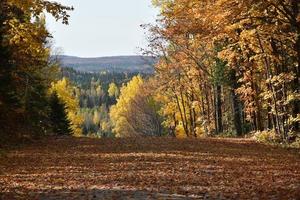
50, 92, 72, 135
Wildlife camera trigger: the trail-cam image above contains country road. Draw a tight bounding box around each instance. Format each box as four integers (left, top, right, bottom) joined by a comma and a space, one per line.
0, 137, 300, 199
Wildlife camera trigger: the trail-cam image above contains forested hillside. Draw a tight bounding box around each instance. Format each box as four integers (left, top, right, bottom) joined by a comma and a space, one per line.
58, 55, 156, 74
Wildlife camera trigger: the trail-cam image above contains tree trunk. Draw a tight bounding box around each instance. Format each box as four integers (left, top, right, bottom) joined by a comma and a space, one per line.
229, 71, 243, 136
180, 90, 189, 136
254, 88, 264, 132
215, 85, 223, 134
174, 93, 188, 137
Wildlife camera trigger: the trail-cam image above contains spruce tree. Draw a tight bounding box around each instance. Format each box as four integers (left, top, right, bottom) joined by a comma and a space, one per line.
50, 92, 73, 135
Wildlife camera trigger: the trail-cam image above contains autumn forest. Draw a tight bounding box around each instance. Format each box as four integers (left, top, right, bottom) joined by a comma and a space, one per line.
0, 0, 300, 199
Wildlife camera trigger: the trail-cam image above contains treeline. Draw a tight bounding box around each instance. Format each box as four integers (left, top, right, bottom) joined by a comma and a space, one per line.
138, 0, 299, 141
61, 67, 138, 90
0, 0, 73, 142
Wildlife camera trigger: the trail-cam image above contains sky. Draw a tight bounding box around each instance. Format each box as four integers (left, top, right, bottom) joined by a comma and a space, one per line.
46, 0, 158, 57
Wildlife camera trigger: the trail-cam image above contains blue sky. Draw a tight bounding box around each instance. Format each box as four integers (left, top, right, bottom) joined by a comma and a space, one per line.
46, 0, 158, 57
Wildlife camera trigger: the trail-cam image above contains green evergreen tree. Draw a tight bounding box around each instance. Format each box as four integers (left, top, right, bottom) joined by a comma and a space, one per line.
50, 92, 73, 135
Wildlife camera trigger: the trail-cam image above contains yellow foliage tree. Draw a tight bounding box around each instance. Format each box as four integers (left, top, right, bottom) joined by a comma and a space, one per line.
50, 78, 83, 136
108, 82, 120, 98
110, 76, 144, 137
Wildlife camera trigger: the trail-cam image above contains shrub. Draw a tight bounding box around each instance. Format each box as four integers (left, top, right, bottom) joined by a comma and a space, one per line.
290, 137, 300, 148
253, 130, 281, 143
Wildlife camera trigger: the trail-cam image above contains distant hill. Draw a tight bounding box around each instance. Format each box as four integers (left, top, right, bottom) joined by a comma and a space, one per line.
57, 55, 156, 74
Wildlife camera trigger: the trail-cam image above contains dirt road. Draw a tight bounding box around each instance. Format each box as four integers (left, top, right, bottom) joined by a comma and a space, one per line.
0, 137, 299, 199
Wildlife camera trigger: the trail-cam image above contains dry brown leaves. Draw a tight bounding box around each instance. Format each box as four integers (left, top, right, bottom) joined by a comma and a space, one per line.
0, 137, 299, 199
